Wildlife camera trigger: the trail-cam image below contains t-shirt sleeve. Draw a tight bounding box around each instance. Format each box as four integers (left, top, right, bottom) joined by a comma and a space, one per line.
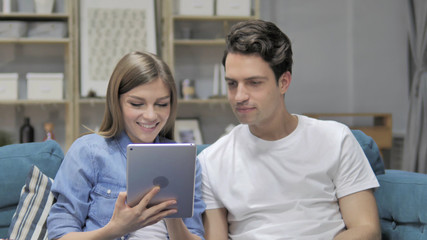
198, 150, 225, 210
334, 127, 380, 199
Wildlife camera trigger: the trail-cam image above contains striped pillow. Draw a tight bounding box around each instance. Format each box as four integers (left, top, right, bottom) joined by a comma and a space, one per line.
8, 165, 54, 240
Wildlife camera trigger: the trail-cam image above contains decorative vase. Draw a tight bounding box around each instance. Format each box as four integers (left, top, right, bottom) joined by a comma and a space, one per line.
20, 117, 34, 143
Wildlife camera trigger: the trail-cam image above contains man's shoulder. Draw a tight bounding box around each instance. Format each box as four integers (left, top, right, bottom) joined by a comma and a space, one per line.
199, 124, 246, 158
299, 114, 350, 135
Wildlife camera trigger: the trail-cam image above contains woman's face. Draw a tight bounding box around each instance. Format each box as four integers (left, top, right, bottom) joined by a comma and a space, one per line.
120, 78, 171, 143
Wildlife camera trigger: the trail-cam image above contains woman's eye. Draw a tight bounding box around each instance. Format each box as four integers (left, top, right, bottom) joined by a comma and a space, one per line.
130, 103, 143, 107
157, 103, 169, 107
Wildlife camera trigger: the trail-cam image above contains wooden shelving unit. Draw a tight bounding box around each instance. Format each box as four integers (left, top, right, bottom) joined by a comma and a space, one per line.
0, 1, 78, 150
1, 1, 260, 147
162, 0, 260, 76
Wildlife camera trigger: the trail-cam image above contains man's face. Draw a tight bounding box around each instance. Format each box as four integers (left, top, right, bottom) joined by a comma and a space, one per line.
225, 53, 289, 129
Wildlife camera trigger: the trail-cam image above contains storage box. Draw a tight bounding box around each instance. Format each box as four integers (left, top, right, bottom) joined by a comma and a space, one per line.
178, 0, 214, 16
27, 73, 64, 100
27, 21, 67, 38
216, 0, 251, 16
17, 0, 35, 13
0, 73, 18, 100
0, 21, 27, 38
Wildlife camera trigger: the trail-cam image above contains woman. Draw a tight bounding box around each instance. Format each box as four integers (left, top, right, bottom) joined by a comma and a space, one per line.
47, 51, 205, 240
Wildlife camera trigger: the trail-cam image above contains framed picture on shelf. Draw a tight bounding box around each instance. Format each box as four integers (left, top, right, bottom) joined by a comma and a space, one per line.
79, 0, 157, 98
174, 119, 203, 145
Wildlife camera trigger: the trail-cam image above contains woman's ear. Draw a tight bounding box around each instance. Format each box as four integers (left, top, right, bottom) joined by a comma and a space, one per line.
278, 71, 292, 94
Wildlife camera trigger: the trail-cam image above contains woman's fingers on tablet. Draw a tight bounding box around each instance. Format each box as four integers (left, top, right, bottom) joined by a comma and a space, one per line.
138, 186, 160, 208
140, 208, 178, 227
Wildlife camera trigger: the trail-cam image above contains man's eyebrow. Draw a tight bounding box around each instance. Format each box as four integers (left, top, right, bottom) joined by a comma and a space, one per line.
225, 76, 268, 81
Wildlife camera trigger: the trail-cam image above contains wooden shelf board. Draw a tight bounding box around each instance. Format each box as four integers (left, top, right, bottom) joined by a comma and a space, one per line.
79, 98, 106, 104
173, 15, 257, 21
174, 39, 225, 45
0, 99, 70, 105
0, 13, 68, 19
0, 38, 70, 44
78, 98, 229, 105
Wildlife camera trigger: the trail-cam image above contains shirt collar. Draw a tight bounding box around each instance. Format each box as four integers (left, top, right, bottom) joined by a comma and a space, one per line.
115, 131, 161, 157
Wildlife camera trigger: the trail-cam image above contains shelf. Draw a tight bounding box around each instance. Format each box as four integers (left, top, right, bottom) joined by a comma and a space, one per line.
0, 13, 68, 20
0, 99, 70, 105
173, 15, 257, 21
0, 38, 70, 43
78, 98, 229, 105
0, 1, 76, 150
79, 98, 106, 104
174, 39, 225, 45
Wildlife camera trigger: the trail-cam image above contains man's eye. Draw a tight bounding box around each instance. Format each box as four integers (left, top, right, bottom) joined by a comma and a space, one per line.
227, 81, 237, 87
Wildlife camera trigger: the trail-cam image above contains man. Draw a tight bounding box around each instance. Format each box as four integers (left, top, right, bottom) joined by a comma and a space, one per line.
199, 19, 381, 240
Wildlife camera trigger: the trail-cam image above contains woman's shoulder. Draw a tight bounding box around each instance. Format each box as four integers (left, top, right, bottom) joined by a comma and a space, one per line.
69, 133, 113, 151
75, 132, 106, 143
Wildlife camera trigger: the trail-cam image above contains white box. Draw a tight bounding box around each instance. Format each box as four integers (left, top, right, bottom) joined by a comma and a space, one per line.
27, 73, 63, 100
0, 21, 27, 38
178, 0, 214, 16
216, 0, 251, 16
0, 73, 18, 100
27, 21, 67, 38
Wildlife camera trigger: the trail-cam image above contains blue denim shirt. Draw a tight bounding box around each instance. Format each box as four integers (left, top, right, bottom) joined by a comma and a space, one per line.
47, 132, 205, 240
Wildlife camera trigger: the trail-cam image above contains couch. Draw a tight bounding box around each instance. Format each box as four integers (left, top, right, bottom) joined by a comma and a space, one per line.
0, 131, 426, 239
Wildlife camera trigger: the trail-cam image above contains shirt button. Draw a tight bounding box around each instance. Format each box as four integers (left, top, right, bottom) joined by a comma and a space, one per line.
107, 189, 111, 194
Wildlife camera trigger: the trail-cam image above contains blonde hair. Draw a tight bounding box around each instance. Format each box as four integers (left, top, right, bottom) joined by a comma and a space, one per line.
98, 51, 177, 140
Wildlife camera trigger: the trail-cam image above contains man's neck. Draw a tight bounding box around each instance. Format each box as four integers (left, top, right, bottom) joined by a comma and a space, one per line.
249, 112, 298, 141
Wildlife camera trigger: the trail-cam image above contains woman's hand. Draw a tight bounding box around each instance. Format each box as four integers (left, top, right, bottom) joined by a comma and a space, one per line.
104, 186, 178, 238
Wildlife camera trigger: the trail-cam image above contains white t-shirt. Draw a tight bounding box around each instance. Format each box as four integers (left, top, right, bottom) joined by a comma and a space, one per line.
199, 115, 379, 240
128, 220, 167, 240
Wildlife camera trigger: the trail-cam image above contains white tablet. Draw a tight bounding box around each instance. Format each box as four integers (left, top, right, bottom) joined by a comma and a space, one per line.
126, 143, 196, 218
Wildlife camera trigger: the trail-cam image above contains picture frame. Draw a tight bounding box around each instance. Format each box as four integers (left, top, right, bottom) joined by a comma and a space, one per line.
79, 0, 157, 97
174, 119, 203, 145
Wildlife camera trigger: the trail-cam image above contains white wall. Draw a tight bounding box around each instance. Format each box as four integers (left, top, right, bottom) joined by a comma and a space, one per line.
260, 0, 409, 135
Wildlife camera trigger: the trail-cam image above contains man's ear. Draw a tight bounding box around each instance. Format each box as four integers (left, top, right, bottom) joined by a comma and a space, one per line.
278, 71, 292, 94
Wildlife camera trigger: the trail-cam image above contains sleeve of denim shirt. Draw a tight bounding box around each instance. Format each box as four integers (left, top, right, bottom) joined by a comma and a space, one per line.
47, 137, 96, 239
182, 158, 206, 239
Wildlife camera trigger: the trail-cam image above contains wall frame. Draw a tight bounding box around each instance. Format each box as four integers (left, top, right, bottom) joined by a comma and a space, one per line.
79, 0, 157, 97
174, 119, 203, 144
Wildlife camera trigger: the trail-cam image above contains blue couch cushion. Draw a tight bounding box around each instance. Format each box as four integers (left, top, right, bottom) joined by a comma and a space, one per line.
349, 130, 385, 175
375, 170, 427, 239
0, 140, 63, 238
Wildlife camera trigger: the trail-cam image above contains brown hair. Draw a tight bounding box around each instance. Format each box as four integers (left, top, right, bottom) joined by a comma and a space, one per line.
98, 51, 177, 140
222, 19, 293, 83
